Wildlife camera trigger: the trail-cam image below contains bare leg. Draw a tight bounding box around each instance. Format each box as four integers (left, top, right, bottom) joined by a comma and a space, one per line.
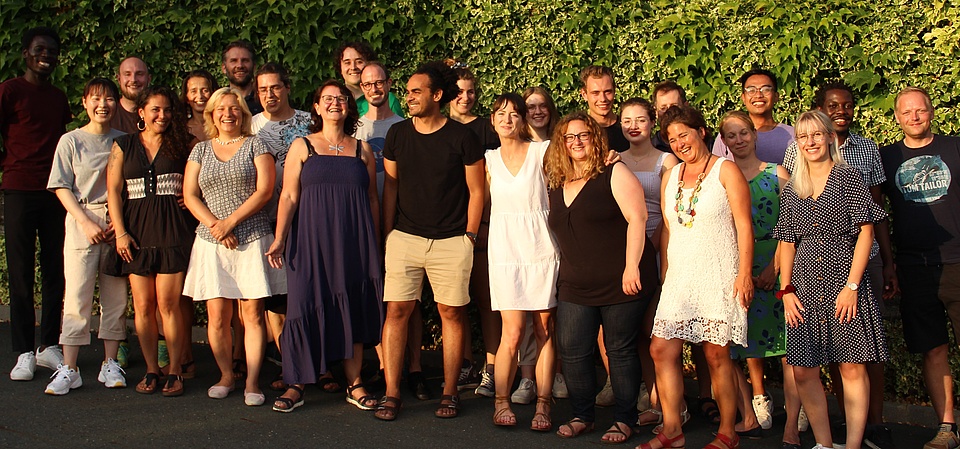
408, 305, 424, 373
793, 364, 834, 447
239, 298, 265, 395
702, 343, 738, 441
103, 340, 120, 362
838, 363, 870, 449
382, 301, 416, 399
532, 309, 555, 398
646, 336, 686, 444
130, 274, 160, 375
438, 303, 466, 401
782, 357, 802, 445
923, 344, 956, 424
746, 357, 766, 396
493, 309, 524, 423
206, 297, 235, 388
344, 342, 376, 408
155, 272, 185, 376
62, 344, 79, 370
734, 361, 760, 431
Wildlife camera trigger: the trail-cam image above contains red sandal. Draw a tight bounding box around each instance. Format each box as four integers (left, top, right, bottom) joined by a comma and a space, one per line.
638, 431, 685, 449
705, 432, 739, 449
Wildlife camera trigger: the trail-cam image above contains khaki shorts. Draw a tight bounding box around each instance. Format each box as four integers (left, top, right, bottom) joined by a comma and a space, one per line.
384, 230, 473, 307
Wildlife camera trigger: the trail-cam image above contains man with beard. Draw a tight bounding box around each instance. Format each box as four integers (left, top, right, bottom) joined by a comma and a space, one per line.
1, 27, 71, 381
111, 56, 150, 134
354, 61, 403, 196
713, 68, 794, 164
222, 40, 263, 115
375, 61, 484, 421
579, 65, 629, 152
334, 41, 404, 118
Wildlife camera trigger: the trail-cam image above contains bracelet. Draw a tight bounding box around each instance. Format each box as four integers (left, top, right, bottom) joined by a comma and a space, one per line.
775, 284, 797, 300
117, 232, 129, 239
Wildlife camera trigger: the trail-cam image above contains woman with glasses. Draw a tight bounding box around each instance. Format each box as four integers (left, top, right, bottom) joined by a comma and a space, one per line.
773, 111, 887, 449
266, 80, 383, 413
546, 112, 658, 444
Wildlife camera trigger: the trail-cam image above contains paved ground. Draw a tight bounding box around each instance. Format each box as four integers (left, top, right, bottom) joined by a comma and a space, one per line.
0, 321, 940, 448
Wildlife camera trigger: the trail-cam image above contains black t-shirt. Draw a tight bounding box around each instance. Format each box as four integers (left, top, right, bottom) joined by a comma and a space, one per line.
244, 91, 264, 116
880, 135, 960, 266
651, 132, 672, 153
604, 119, 629, 152
384, 119, 484, 239
464, 117, 500, 151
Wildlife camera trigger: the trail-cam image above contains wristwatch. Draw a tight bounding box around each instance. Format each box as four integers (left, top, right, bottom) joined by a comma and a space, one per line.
845, 282, 859, 291
465, 232, 477, 244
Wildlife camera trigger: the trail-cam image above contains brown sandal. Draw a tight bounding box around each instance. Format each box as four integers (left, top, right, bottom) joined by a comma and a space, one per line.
557, 417, 594, 438
435, 394, 460, 419
493, 396, 517, 426
374, 395, 402, 421
135, 372, 160, 394
531, 395, 552, 432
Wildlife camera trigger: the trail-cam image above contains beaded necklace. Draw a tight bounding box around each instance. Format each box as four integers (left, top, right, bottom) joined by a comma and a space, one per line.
674, 154, 712, 228
214, 135, 244, 145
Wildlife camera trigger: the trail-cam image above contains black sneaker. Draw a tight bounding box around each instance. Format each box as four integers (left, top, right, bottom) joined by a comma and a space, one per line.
457, 361, 480, 391
865, 424, 897, 449
407, 371, 431, 400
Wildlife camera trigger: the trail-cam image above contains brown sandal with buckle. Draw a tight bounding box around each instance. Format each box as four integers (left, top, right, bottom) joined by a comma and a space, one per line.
374, 395, 402, 421
435, 394, 460, 419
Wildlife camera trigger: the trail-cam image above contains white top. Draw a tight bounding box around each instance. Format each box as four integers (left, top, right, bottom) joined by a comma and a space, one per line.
632, 152, 669, 237
47, 129, 126, 204
485, 140, 559, 311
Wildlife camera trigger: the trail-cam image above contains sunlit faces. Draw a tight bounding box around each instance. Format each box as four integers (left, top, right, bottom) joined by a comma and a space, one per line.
257, 73, 288, 115
894, 91, 934, 141
741, 74, 778, 116
314, 85, 348, 120
620, 104, 654, 144
819, 89, 855, 133
213, 94, 244, 136
654, 89, 683, 117
118, 57, 150, 102
581, 75, 615, 118
24, 35, 59, 77
185, 76, 213, 116
451, 79, 476, 117
83, 87, 117, 125
222, 47, 254, 88
720, 119, 757, 160
491, 101, 524, 139
360, 65, 390, 108
525, 93, 551, 131
563, 120, 593, 162
405, 73, 439, 118
795, 125, 834, 163
666, 122, 708, 162
340, 47, 366, 87
139, 94, 173, 134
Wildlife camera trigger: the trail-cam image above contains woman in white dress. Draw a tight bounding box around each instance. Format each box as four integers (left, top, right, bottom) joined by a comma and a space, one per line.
487, 93, 559, 430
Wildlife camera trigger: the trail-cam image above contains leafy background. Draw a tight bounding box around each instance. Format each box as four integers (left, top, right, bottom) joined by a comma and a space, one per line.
3, 0, 960, 404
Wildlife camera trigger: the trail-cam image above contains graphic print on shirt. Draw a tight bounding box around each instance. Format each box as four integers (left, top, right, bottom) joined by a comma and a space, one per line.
366, 136, 386, 173
895, 155, 952, 204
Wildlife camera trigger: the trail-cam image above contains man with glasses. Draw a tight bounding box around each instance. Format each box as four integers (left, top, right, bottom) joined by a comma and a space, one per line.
355, 62, 404, 196
334, 41, 404, 118
713, 68, 794, 164
376, 61, 484, 421
580, 65, 629, 152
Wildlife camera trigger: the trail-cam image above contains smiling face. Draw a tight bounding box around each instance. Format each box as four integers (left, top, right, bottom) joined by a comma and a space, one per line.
213, 94, 243, 137
185, 76, 213, 116
666, 122, 708, 163
741, 74, 778, 116
491, 100, 524, 140
139, 94, 172, 135
720, 118, 757, 160
360, 64, 390, 108
257, 73, 289, 115
563, 119, 594, 163
451, 79, 476, 117
118, 58, 150, 102
525, 93, 551, 131
819, 89, 855, 134
339, 47, 366, 87
795, 123, 834, 164
620, 104, 654, 145
23, 35, 59, 79
894, 91, 934, 141
314, 85, 348, 121
222, 47, 254, 88
581, 75, 615, 119
405, 73, 439, 118
83, 87, 117, 126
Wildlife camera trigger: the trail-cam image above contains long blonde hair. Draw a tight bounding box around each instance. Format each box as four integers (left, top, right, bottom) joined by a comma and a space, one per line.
544, 111, 608, 190
790, 110, 846, 199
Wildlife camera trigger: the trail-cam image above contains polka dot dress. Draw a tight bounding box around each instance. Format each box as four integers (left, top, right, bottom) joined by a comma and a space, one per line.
773, 163, 889, 367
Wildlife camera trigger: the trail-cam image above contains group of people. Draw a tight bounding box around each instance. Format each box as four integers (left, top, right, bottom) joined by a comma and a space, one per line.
4, 25, 960, 449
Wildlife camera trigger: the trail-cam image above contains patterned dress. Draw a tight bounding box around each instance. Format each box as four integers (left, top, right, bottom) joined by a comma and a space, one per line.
731, 163, 787, 359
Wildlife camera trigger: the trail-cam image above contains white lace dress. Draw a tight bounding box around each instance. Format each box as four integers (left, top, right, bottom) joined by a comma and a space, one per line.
652, 157, 747, 346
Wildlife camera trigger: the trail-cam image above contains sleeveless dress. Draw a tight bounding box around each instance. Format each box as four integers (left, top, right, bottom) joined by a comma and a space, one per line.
114, 134, 195, 276
281, 138, 384, 384
653, 157, 748, 346
632, 152, 669, 237
485, 140, 559, 311
731, 163, 787, 359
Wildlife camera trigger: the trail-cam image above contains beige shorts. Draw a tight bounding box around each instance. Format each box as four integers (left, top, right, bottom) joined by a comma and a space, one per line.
384, 230, 473, 307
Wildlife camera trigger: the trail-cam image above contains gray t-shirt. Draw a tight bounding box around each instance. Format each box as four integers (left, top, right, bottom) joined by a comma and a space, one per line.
251, 110, 312, 217
713, 122, 795, 165
47, 128, 126, 204
188, 136, 273, 244
355, 113, 404, 196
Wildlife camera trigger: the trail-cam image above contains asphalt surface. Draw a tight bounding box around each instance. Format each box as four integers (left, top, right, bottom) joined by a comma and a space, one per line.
0, 322, 940, 448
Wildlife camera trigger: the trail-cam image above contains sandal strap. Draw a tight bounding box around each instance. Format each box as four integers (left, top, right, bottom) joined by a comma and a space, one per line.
712, 432, 738, 449
377, 395, 401, 409
346, 383, 364, 394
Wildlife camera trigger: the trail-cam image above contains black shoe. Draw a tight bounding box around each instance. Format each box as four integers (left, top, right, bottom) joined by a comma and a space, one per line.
408, 371, 431, 400
865, 424, 897, 449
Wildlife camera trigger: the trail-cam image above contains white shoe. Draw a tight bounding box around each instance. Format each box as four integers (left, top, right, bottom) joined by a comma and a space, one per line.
98, 359, 127, 388
10, 351, 37, 381
45, 364, 82, 395
752, 393, 773, 430
798, 405, 810, 432
552, 373, 569, 399
511, 378, 536, 404
36, 345, 64, 370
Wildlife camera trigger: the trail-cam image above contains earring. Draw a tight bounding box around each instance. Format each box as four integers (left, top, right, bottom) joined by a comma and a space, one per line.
137, 118, 146, 131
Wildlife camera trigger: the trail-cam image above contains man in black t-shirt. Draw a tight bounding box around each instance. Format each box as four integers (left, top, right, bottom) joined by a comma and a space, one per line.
879, 86, 960, 449
580, 65, 629, 152
651, 80, 688, 152
221, 40, 263, 116
375, 61, 485, 421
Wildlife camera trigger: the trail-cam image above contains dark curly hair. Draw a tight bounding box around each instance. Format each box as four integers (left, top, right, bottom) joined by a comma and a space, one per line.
309, 80, 359, 135
413, 61, 460, 107
333, 41, 377, 77
813, 80, 855, 109
136, 86, 192, 161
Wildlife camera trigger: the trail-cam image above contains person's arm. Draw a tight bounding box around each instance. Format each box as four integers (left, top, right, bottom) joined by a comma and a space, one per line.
382, 158, 398, 237
658, 174, 671, 281
265, 139, 306, 268
360, 140, 381, 242
610, 163, 648, 295
464, 159, 485, 237
210, 152, 276, 241
719, 160, 754, 309
837, 222, 874, 323
779, 240, 804, 328
870, 185, 898, 299
55, 189, 109, 244
106, 142, 138, 262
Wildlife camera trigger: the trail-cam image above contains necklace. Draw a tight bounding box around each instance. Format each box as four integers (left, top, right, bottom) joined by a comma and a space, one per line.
214, 135, 244, 145
674, 154, 713, 228
322, 133, 346, 153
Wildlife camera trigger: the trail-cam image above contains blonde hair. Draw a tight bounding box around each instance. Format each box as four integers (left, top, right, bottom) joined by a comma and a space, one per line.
203, 87, 253, 139
544, 111, 608, 190
790, 110, 846, 199
718, 110, 757, 153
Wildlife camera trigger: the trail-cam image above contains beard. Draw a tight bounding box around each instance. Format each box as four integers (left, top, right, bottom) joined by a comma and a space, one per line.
228, 71, 253, 88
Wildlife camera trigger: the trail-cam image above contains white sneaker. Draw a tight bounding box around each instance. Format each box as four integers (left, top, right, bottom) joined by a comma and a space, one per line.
45, 364, 82, 395
36, 345, 64, 370
511, 378, 536, 404
552, 373, 569, 399
798, 405, 810, 432
595, 378, 615, 407
752, 393, 773, 430
98, 359, 127, 388
10, 351, 37, 381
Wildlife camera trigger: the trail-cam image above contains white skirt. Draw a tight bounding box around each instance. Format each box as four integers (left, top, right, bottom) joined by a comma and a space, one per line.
183, 234, 287, 301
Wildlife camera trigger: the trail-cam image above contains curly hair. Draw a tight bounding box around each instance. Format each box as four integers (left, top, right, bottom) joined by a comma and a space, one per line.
544, 111, 609, 190
135, 86, 192, 161
413, 61, 460, 107
813, 80, 855, 109
308, 80, 359, 135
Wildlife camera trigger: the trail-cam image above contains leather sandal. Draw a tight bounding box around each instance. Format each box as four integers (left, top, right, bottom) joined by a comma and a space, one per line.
345, 384, 377, 411
374, 395, 402, 421
639, 431, 686, 449
530, 396, 552, 432
601, 421, 632, 445
493, 396, 516, 426
136, 372, 161, 394
161, 374, 184, 397
435, 394, 460, 419
705, 432, 739, 449
557, 417, 594, 438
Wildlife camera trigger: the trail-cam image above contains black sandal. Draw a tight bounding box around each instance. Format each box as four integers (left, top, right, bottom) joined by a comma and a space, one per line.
269, 372, 287, 391
272, 385, 305, 413
346, 384, 377, 411
434, 394, 460, 419
136, 372, 161, 394
318, 374, 342, 393
162, 374, 184, 397
698, 397, 722, 425
375, 395, 402, 421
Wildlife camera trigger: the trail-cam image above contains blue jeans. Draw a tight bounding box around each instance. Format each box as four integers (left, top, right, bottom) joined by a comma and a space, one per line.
556, 298, 647, 425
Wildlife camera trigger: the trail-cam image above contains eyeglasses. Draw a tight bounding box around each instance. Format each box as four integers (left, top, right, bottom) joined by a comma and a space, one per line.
258, 85, 285, 95
796, 131, 828, 143
360, 79, 387, 90
563, 132, 592, 144
743, 85, 775, 96
320, 95, 349, 105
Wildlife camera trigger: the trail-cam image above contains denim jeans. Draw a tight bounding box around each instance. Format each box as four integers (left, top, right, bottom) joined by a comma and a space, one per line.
556, 298, 648, 425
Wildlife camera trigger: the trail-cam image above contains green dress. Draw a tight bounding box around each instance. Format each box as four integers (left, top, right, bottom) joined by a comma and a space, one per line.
731, 163, 787, 359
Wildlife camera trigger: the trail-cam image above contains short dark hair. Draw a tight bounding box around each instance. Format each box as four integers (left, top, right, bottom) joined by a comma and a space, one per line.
309, 80, 359, 135
579, 65, 616, 89
22, 26, 60, 51
658, 105, 711, 143
83, 77, 119, 100
813, 80, 855, 109
651, 80, 687, 106
222, 40, 256, 63
738, 68, 779, 91
490, 92, 532, 142
413, 60, 460, 106
256, 62, 291, 87
334, 41, 377, 75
